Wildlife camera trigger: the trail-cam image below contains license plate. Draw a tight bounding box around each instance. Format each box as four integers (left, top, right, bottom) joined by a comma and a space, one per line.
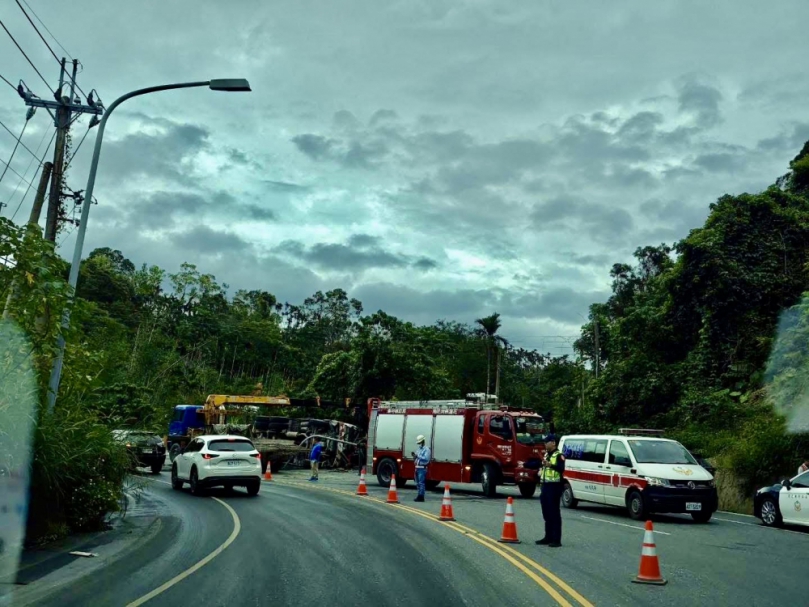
227, 460, 241, 467
142, 448, 153, 453
685, 502, 702, 511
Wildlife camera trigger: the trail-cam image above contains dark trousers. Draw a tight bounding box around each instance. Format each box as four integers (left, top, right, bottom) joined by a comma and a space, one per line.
540, 482, 563, 542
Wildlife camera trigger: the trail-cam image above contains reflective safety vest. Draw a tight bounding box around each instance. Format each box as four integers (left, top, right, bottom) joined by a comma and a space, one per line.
541, 451, 562, 483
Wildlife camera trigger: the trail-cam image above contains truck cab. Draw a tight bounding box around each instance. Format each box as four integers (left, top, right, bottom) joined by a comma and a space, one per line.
471, 411, 547, 497
167, 405, 204, 460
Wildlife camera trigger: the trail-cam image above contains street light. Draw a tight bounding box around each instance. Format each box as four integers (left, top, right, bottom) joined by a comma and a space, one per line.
46, 78, 251, 412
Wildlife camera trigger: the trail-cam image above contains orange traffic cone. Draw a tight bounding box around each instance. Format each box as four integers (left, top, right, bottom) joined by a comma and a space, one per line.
498, 496, 520, 543
632, 520, 667, 585
357, 467, 369, 496
386, 475, 400, 504
438, 484, 455, 521
264, 465, 273, 481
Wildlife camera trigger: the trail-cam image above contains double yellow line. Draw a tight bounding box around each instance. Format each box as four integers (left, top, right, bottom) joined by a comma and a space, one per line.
273, 479, 593, 607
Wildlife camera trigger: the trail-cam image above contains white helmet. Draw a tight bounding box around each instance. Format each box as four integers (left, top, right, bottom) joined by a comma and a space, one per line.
416, 434, 426, 444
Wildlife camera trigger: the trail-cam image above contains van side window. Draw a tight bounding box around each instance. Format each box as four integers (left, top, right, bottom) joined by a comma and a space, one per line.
563, 439, 607, 463
489, 416, 513, 440
608, 440, 631, 466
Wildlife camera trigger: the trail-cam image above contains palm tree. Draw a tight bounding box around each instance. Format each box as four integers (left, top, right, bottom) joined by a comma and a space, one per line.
475, 313, 505, 401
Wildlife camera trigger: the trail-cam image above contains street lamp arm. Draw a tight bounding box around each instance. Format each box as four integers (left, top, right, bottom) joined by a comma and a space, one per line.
47, 78, 249, 412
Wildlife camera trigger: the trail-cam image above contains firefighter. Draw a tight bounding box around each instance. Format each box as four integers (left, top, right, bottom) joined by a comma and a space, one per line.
536, 434, 565, 548
411, 434, 431, 502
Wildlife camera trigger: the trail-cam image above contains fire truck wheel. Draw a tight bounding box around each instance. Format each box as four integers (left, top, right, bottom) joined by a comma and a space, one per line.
425, 480, 441, 491
562, 482, 578, 508
376, 458, 398, 487
518, 482, 536, 498
481, 462, 499, 497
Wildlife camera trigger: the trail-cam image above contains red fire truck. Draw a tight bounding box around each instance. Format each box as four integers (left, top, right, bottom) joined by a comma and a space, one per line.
365, 398, 549, 498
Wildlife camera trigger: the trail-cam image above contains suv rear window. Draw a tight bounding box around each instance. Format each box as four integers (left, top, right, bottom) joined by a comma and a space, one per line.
208, 439, 255, 452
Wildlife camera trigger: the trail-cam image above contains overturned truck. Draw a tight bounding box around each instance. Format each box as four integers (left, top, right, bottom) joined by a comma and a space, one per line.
166, 394, 363, 473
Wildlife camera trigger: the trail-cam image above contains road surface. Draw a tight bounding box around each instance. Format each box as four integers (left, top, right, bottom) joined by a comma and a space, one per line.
13, 469, 809, 606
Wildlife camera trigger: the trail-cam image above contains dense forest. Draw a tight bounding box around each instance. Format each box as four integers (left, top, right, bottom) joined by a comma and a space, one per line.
2, 141, 809, 542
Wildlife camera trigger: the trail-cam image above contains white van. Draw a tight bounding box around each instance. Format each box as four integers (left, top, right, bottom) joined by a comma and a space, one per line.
558, 431, 717, 522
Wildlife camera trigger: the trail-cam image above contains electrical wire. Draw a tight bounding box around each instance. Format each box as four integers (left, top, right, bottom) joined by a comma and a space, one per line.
0, 157, 34, 189
19, 0, 73, 60
14, 0, 88, 101
0, 19, 55, 94
0, 117, 39, 159
0, 120, 28, 184
64, 126, 90, 170
9, 128, 54, 221
0, 71, 16, 93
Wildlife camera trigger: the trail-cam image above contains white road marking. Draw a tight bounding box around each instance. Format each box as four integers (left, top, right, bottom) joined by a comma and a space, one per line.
578, 515, 672, 536
127, 480, 242, 606
713, 516, 809, 537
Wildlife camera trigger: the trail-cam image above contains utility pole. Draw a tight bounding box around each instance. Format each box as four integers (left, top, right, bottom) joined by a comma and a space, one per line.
593, 318, 600, 379
17, 58, 103, 240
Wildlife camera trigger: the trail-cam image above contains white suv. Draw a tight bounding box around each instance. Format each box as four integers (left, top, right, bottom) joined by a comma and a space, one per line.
171, 435, 262, 496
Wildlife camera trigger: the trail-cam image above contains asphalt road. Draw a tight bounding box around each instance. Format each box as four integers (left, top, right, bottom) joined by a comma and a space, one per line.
14, 469, 809, 606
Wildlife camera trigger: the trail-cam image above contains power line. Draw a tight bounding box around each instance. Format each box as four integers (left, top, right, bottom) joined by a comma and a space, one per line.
9, 128, 54, 221
0, 117, 39, 159
64, 125, 90, 170
0, 72, 16, 93
0, 120, 28, 184
18, 0, 73, 60
0, 19, 54, 94
0, 156, 34, 189
14, 1, 87, 101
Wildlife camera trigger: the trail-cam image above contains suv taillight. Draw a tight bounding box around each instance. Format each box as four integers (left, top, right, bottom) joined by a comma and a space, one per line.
251, 453, 261, 458
201, 453, 219, 460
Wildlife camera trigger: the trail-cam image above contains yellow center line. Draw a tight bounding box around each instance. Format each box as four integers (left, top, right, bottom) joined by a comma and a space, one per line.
128, 481, 242, 606
271, 479, 593, 607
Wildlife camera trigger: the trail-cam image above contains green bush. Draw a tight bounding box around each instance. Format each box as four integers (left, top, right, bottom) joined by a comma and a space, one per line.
27, 405, 130, 542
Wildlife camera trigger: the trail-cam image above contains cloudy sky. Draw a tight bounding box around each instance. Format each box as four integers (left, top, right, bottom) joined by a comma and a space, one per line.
1, 1, 808, 355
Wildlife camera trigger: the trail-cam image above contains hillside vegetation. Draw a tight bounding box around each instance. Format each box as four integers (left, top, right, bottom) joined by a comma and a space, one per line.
2, 142, 809, 540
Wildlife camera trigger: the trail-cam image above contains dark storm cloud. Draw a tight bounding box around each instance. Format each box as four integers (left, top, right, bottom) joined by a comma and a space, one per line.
616, 111, 665, 142
100, 122, 210, 185
757, 123, 809, 152
640, 198, 709, 234
277, 237, 437, 273
531, 195, 634, 240
693, 152, 747, 173
263, 180, 308, 192
173, 226, 251, 254
291, 133, 388, 169
677, 77, 723, 129
291, 134, 336, 160
370, 109, 399, 126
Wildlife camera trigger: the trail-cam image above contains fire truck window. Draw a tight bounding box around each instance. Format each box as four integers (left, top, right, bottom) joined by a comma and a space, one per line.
478, 416, 484, 434
489, 416, 513, 439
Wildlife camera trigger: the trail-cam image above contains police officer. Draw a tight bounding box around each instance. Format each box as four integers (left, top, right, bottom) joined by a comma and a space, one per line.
536, 434, 565, 548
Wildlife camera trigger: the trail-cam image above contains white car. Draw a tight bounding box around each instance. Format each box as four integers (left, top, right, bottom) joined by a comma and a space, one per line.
171, 435, 262, 496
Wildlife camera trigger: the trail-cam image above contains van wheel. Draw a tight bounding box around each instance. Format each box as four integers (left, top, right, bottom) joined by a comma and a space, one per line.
627, 490, 646, 521
562, 482, 578, 508
481, 462, 498, 497
376, 458, 397, 487
518, 482, 536, 498
691, 510, 712, 523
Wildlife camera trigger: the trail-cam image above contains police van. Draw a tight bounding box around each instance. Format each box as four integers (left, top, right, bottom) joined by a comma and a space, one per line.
558, 430, 717, 523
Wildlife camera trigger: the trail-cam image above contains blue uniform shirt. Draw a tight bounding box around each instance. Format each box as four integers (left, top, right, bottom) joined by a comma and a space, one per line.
310, 443, 323, 461
414, 445, 431, 468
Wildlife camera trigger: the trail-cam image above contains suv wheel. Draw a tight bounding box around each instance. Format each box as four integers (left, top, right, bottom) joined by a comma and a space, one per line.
189, 467, 203, 496
171, 464, 183, 490
246, 480, 260, 496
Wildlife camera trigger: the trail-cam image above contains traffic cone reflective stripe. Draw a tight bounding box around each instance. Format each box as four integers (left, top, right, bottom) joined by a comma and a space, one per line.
264, 466, 272, 481
357, 467, 368, 496
439, 484, 455, 521
632, 520, 667, 585
498, 496, 521, 544
387, 475, 400, 504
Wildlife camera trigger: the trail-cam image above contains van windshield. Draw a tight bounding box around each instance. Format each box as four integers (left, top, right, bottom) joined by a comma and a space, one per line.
514, 417, 545, 445
627, 440, 697, 465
